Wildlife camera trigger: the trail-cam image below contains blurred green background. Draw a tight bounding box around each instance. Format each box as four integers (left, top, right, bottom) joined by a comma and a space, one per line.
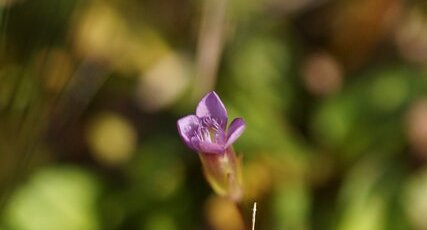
1, 0, 427, 229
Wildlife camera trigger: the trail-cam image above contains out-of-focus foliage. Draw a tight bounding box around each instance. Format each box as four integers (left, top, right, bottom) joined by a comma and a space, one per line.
2, 167, 100, 230
1, 0, 427, 229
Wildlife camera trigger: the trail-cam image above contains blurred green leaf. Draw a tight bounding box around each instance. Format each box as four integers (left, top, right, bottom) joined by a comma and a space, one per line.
311, 66, 427, 160
336, 155, 409, 230
273, 181, 310, 230
2, 166, 101, 230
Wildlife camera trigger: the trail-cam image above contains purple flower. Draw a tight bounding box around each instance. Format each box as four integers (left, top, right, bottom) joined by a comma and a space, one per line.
177, 91, 245, 154
177, 91, 245, 201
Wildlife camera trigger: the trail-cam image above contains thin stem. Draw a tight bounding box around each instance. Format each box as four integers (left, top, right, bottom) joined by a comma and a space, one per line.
193, 0, 228, 98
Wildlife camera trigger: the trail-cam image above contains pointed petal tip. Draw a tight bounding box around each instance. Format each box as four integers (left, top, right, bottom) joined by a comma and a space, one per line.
196, 91, 228, 127
226, 118, 245, 147
206, 91, 219, 98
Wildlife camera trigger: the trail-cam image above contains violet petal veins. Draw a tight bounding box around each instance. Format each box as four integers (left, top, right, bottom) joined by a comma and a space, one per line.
196, 91, 228, 129
177, 115, 200, 151
177, 91, 245, 155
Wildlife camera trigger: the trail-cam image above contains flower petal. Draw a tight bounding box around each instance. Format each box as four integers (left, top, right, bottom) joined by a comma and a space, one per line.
226, 118, 245, 147
193, 139, 225, 154
177, 115, 200, 150
196, 91, 227, 129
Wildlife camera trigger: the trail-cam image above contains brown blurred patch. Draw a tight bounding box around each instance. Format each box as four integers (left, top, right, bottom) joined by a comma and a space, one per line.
406, 99, 427, 160
297, 0, 403, 70
329, 0, 402, 69
301, 51, 343, 96
34, 48, 74, 94
243, 159, 273, 201
395, 6, 427, 64
205, 196, 245, 230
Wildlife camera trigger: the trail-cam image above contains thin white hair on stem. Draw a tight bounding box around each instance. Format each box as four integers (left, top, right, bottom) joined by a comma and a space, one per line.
252, 202, 257, 230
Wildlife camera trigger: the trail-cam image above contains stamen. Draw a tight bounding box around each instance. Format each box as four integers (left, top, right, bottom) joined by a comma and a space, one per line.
194, 117, 226, 144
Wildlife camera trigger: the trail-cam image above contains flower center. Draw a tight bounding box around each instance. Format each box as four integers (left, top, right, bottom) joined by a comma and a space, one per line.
195, 117, 226, 144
